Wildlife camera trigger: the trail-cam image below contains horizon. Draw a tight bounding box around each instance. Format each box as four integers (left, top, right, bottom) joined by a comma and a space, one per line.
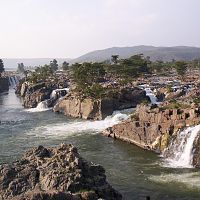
1, 0, 200, 58
2, 45, 200, 59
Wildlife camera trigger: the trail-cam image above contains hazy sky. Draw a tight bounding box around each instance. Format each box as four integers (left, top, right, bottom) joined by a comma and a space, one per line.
0, 0, 200, 58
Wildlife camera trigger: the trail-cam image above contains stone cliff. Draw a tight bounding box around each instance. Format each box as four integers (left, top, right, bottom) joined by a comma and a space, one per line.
103, 105, 200, 153
53, 87, 149, 120
0, 77, 9, 93
0, 144, 122, 200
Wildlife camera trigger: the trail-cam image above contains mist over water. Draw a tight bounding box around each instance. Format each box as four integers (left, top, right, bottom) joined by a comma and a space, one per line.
1, 90, 200, 199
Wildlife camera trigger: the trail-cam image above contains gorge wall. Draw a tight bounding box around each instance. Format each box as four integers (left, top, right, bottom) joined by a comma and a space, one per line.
0, 77, 9, 93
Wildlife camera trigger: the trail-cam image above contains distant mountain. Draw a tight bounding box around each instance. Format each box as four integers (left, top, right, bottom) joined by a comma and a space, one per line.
71, 46, 200, 63
3, 58, 71, 69
3, 46, 200, 69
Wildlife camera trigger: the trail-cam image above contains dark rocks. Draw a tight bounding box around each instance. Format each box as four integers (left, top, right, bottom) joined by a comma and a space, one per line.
0, 144, 122, 200
0, 78, 9, 93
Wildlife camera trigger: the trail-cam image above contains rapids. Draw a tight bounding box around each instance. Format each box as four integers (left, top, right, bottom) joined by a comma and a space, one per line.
1, 90, 200, 200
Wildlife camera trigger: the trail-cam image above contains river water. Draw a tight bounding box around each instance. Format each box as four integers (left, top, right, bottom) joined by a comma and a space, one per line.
0, 90, 200, 200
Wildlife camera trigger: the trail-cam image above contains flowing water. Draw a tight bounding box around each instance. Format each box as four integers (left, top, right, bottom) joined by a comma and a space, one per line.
1, 90, 200, 200
163, 125, 200, 168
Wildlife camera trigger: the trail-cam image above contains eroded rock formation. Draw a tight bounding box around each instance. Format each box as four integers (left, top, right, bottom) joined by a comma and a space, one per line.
0, 144, 122, 200
103, 105, 200, 153
54, 87, 149, 120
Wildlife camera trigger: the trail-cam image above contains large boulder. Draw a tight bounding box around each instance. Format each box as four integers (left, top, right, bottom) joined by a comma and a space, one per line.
53, 94, 114, 120
0, 144, 122, 200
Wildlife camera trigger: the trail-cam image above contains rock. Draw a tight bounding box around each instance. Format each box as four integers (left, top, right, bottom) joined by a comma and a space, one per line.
54, 87, 149, 120
53, 95, 114, 120
103, 105, 200, 153
0, 78, 9, 93
20, 82, 28, 97
0, 144, 122, 200
192, 134, 200, 168
23, 85, 52, 108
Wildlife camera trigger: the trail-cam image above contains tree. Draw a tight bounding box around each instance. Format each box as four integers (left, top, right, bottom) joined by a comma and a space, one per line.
72, 62, 105, 96
174, 61, 187, 77
111, 55, 119, 64
50, 59, 58, 71
62, 61, 69, 70
0, 59, 5, 77
17, 63, 28, 78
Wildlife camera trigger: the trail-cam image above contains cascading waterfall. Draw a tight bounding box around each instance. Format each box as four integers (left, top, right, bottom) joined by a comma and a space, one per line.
50, 88, 70, 99
26, 88, 70, 113
26, 100, 50, 112
8, 76, 19, 89
163, 124, 200, 168
144, 88, 158, 104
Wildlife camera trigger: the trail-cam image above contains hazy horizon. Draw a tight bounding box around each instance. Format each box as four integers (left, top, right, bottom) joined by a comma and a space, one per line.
1, 0, 200, 58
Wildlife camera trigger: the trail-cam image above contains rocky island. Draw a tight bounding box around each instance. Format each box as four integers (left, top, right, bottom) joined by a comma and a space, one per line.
0, 144, 122, 200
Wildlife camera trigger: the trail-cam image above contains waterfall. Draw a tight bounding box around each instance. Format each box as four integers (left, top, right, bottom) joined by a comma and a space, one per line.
26, 100, 50, 112
144, 88, 158, 104
50, 88, 70, 99
8, 76, 19, 89
163, 124, 200, 168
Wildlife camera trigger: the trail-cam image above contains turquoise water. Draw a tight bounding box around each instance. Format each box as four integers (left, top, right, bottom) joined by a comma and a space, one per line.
0, 90, 200, 200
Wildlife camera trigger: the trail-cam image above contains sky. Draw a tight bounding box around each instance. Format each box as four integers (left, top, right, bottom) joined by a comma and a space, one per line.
0, 0, 200, 58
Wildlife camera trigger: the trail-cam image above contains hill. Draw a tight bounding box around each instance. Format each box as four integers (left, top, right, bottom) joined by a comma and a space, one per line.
72, 46, 200, 63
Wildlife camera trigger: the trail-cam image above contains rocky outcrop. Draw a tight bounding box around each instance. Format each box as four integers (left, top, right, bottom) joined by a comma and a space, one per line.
0, 77, 9, 93
54, 87, 149, 120
53, 94, 114, 120
103, 105, 200, 153
23, 85, 52, 108
16, 77, 69, 108
0, 144, 122, 200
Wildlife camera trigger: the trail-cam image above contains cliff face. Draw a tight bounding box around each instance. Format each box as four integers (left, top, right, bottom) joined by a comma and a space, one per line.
0, 77, 9, 93
54, 95, 114, 120
103, 105, 200, 153
53, 87, 149, 120
0, 144, 122, 200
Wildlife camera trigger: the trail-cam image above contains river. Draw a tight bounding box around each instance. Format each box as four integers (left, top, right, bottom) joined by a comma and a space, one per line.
0, 90, 200, 200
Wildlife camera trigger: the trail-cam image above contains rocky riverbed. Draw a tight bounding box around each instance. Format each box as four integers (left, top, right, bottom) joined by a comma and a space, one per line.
0, 143, 122, 200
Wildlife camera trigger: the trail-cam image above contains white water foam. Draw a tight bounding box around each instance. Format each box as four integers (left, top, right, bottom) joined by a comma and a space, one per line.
163, 124, 200, 168
50, 88, 70, 99
26, 100, 51, 113
149, 172, 200, 189
144, 88, 158, 104
26, 112, 129, 138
